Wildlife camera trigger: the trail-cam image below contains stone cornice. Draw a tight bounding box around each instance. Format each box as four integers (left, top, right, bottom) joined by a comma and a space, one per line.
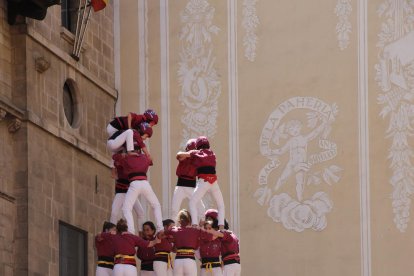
0, 95, 25, 119
25, 26, 117, 100
0, 96, 24, 133
26, 111, 112, 168
0, 97, 111, 168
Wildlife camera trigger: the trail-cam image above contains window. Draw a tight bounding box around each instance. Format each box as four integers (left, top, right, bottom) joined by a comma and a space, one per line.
59, 221, 87, 276
62, 79, 81, 128
61, 0, 79, 33
63, 82, 74, 125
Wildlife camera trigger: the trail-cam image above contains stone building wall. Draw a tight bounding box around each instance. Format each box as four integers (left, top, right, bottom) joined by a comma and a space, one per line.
0, 0, 117, 275
0, 0, 12, 100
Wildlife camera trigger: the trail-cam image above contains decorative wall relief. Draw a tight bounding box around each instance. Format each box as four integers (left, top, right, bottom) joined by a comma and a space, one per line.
242, 0, 259, 61
335, 0, 352, 50
375, 0, 414, 232
178, 0, 222, 148
254, 97, 342, 232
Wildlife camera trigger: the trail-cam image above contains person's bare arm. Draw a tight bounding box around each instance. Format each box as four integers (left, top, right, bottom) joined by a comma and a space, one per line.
207, 229, 224, 238
127, 113, 132, 129
148, 236, 161, 247
142, 147, 152, 161
176, 151, 191, 161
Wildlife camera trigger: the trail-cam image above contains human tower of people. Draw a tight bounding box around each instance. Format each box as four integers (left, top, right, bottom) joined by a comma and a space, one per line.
95, 110, 241, 276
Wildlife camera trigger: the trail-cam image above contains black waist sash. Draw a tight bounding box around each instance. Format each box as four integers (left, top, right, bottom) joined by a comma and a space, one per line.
140, 261, 154, 271
197, 166, 216, 175
177, 177, 196, 187
97, 256, 114, 269
200, 257, 221, 269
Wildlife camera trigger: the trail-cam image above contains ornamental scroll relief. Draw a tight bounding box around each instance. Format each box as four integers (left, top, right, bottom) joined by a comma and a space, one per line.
375, 0, 414, 232
178, 0, 222, 149
254, 97, 342, 232
242, 0, 260, 61
335, 0, 352, 50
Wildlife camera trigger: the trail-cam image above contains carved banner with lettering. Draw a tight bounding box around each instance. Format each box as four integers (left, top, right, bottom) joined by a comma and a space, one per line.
255, 97, 342, 232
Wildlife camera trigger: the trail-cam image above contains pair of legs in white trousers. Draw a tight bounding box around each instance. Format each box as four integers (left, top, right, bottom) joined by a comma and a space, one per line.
223, 264, 241, 276
189, 179, 225, 225
113, 264, 136, 276
96, 266, 112, 276
201, 267, 223, 276
173, 259, 197, 276
153, 261, 173, 276
111, 193, 145, 231
123, 180, 163, 233
107, 123, 118, 137
107, 129, 134, 152
171, 186, 205, 222
140, 270, 155, 276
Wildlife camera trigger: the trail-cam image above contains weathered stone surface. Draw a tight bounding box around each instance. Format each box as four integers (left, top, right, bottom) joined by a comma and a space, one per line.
0, 0, 116, 274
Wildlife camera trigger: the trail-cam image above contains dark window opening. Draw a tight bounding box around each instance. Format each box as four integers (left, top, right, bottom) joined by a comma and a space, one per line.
63, 82, 75, 126
59, 221, 88, 276
61, 0, 79, 33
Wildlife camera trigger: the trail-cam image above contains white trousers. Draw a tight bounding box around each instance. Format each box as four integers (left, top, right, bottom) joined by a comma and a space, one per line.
173, 259, 197, 276
140, 270, 155, 276
189, 180, 225, 226
111, 193, 145, 231
113, 264, 136, 276
107, 129, 134, 152
107, 123, 118, 137
96, 266, 113, 276
201, 267, 223, 276
153, 261, 173, 276
123, 180, 163, 233
223, 264, 241, 276
171, 186, 205, 222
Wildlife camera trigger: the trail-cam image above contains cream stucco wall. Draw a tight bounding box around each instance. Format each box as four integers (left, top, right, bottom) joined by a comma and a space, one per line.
117, 1, 414, 275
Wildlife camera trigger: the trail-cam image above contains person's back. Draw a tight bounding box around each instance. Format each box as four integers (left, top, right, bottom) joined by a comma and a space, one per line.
185, 136, 224, 229
221, 229, 241, 276
113, 153, 151, 182
191, 148, 216, 171
161, 210, 212, 276
120, 152, 163, 234
176, 157, 197, 180
166, 226, 203, 251
221, 231, 240, 259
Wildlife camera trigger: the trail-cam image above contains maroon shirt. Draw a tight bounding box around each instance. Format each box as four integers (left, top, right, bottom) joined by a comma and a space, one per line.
132, 130, 146, 150
112, 153, 152, 181
220, 231, 240, 261
176, 158, 197, 180
199, 237, 221, 259
101, 232, 150, 256
114, 157, 129, 193
190, 149, 217, 183
110, 113, 146, 131
154, 236, 174, 253
164, 226, 213, 250
190, 149, 216, 169
95, 233, 115, 257
136, 238, 156, 262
